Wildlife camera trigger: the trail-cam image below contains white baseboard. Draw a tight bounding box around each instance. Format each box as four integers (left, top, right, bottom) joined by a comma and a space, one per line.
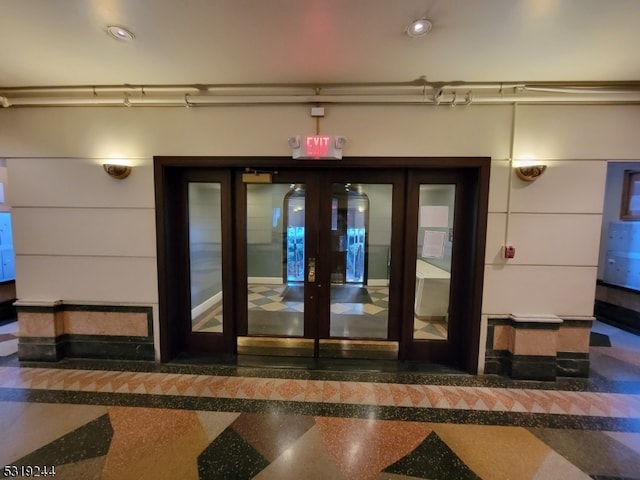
248, 277, 283, 285
191, 291, 222, 318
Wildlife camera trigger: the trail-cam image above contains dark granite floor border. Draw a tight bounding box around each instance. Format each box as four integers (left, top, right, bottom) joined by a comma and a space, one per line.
1, 387, 639, 433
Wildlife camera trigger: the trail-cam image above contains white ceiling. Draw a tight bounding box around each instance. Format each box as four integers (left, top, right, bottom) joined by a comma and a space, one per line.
0, 0, 639, 89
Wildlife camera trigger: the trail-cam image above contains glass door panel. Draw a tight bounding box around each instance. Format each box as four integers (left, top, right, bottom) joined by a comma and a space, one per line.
246, 183, 304, 337
329, 183, 392, 340
285, 185, 306, 283
241, 170, 401, 360
412, 184, 455, 342
188, 182, 224, 333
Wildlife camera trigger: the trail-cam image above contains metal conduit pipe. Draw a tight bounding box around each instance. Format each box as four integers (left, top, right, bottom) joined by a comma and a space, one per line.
522, 86, 640, 95
7, 81, 637, 97
3, 91, 640, 107
1, 80, 638, 92
0, 83, 514, 96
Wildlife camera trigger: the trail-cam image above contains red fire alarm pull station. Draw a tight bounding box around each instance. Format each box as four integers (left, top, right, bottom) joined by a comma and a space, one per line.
504, 246, 515, 259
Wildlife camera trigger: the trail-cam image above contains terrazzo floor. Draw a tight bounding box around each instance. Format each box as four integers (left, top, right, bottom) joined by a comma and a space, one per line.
0, 320, 639, 479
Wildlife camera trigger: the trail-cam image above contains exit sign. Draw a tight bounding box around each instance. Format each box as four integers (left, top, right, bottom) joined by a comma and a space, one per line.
289, 135, 346, 160
305, 135, 331, 158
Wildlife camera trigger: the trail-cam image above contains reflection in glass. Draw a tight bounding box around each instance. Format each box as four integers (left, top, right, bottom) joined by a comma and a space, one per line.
329, 186, 369, 284
247, 183, 304, 336
285, 186, 305, 282
188, 183, 223, 333
413, 185, 455, 341
329, 183, 391, 339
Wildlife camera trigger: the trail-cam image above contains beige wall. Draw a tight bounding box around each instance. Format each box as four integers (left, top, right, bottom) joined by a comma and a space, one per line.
2, 103, 639, 366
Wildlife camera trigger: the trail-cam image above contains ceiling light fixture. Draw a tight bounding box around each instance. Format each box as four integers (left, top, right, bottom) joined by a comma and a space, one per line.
106, 25, 135, 41
406, 18, 432, 38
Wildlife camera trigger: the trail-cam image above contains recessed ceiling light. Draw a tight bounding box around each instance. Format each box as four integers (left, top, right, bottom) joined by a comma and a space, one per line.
406, 18, 432, 38
106, 25, 135, 41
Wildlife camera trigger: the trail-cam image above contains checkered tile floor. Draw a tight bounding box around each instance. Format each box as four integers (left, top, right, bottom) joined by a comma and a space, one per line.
414, 317, 448, 339
248, 284, 390, 315
193, 284, 446, 340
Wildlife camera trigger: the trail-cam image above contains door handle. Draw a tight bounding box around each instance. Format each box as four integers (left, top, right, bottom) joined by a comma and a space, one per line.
308, 257, 316, 283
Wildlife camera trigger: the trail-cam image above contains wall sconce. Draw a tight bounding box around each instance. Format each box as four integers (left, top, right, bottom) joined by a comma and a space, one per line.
103, 163, 132, 179
514, 164, 546, 181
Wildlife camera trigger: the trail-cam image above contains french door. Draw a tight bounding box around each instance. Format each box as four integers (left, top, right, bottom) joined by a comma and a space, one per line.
155, 157, 488, 372
236, 169, 404, 359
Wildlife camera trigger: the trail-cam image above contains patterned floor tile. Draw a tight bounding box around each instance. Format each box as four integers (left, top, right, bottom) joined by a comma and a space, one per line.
3, 366, 640, 418
363, 304, 385, 315
604, 431, 640, 457
430, 423, 553, 480
0, 401, 108, 467
330, 303, 352, 314
55, 456, 108, 480
12, 414, 113, 468
195, 411, 241, 442
384, 430, 480, 480
198, 427, 270, 479
0, 334, 17, 357
1, 391, 640, 479
314, 417, 432, 480
531, 450, 591, 480
413, 317, 447, 340
231, 413, 315, 461
0, 317, 639, 478
105, 407, 210, 480
192, 307, 223, 333
253, 425, 348, 480
126, 282, 448, 339
374, 474, 427, 480
591, 348, 640, 383
529, 428, 640, 479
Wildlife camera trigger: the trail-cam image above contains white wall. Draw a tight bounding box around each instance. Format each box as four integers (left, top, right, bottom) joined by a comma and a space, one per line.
481, 106, 640, 319
2, 103, 639, 365
6, 156, 156, 303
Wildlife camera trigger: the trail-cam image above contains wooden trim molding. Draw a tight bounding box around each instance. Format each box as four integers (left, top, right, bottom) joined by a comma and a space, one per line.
621, 169, 640, 220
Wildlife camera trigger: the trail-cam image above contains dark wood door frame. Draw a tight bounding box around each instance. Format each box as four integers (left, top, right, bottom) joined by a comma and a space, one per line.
154, 156, 489, 373
154, 167, 235, 361
400, 168, 489, 372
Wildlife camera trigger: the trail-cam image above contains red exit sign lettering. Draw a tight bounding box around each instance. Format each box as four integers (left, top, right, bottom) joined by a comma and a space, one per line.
305, 135, 331, 158
289, 135, 346, 160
